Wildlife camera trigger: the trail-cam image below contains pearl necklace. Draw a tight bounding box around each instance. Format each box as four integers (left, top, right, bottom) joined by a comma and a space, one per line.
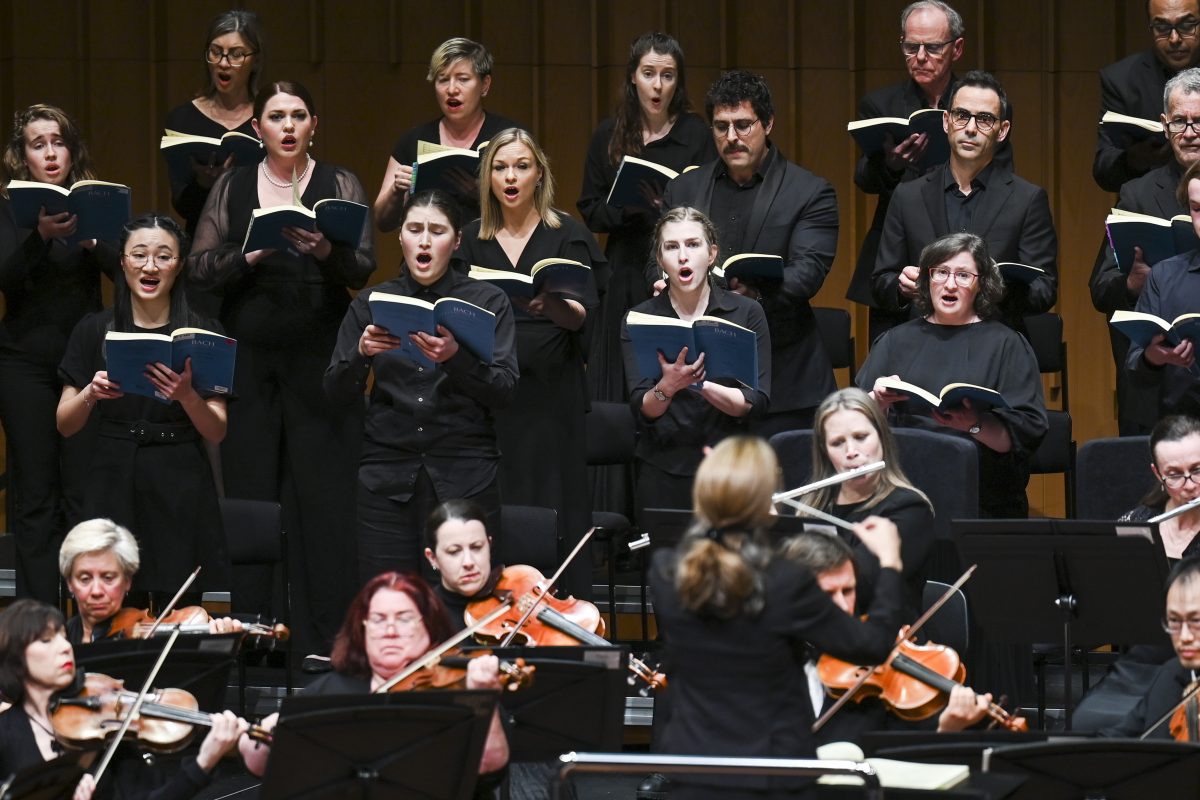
261, 157, 312, 189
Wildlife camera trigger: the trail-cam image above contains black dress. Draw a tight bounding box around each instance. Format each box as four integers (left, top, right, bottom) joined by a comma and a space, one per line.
390, 113, 523, 222
649, 549, 903, 799
855, 319, 1048, 518
58, 309, 229, 594
576, 113, 715, 403
162, 101, 258, 238
188, 161, 375, 652
0, 198, 117, 604
457, 215, 603, 598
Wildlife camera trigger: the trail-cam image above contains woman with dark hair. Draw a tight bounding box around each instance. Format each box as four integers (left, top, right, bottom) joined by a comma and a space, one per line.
56, 214, 229, 600
189, 80, 375, 652
0, 599, 248, 799
374, 38, 522, 230
577, 32, 715, 403
1121, 414, 1200, 561
0, 104, 118, 605
649, 437, 903, 798
458, 129, 602, 597
424, 499, 499, 632
239, 572, 509, 792
798, 387, 934, 617
325, 190, 516, 585
163, 8, 264, 237
857, 232, 1047, 518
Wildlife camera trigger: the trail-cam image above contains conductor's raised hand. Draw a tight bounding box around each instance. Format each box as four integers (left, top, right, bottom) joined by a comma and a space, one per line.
411, 325, 460, 363
145, 358, 199, 404
851, 515, 902, 572
88, 370, 123, 401
1144, 333, 1196, 368
657, 347, 704, 396
359, 324, 404, 357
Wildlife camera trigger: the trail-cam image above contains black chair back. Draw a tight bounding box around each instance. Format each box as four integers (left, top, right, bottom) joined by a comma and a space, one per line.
813, 306, 856, 380
499, 505, 559, 575
1075, 436, 1155, 520
586, 401, 637, 467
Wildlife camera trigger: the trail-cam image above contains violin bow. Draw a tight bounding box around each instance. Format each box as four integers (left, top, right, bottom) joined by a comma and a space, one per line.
1140, 679, 1200, 739
91, 627, 183, 785
373, 601, 513, 693
142, 566, 202, 639
812, 563, 977, 733
498, 527, 597, 647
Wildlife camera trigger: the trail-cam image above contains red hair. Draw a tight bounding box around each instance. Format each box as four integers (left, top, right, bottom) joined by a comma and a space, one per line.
330, 572, 454, 679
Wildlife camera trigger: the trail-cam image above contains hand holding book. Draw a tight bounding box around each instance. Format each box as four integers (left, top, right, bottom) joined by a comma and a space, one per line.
883, 131, 929, 172
409, 326, 460, 364
655, 347, 706, 398
1143, 333, 1197, 369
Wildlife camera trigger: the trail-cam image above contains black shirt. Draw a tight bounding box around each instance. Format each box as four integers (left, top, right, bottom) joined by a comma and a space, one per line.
621, 284, 771, 476
709, 147, 777, 264
324, 268, 518, 501
432, 568, 503, 634
943, 162, 994, 235
1128, 249, 1200, 417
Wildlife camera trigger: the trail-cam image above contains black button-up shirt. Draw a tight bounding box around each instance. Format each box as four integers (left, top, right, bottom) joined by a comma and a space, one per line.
324, 266, 518, 500
943, 161, 994, 234
710, 147, 777, 264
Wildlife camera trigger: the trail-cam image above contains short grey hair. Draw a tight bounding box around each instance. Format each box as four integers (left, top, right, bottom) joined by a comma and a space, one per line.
59, 518, 140, 580
1164, 67, 1200, 115
901, 1, 965, 40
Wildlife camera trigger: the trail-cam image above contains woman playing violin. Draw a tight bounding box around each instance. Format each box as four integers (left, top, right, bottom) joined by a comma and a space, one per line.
59, 518, 241, 646
0, 599, 247, 799
241, 572, 509, 793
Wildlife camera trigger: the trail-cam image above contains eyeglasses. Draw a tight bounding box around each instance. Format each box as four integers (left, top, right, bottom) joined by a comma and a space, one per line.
123, 253, 179, 269
205, 45, 256, 67
712, 118, 759, 136
1160, 465, 1200, 488
901, 39, 956, 57
1163, 616, 1200, 635
1149, 19, 1200, 40
363, 613, 423, 634
928, 267, 979, 287
948, 108, 1000, 132
1167, 118, 1200, 135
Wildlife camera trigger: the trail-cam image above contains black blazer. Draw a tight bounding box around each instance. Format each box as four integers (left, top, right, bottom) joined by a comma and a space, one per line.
1098, 658, 1192, 739
661, 149, 838, 412
1095, 49, 1174, 192
870, 162, 1058, 326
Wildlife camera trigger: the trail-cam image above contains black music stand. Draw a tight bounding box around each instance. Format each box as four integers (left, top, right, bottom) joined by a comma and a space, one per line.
860, 730, 1049, 770
953, 519, 1171, 730
261, 690, 497, 800
74, 633, 241, 710
985, 739, 1200, 798
0, 755, 84, 800
475, 645, 628, 760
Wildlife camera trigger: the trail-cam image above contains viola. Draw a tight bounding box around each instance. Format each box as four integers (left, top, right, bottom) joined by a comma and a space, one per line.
1170, 679, 1200, 741
105, 606, 289, 642
817, 639, 1028, 731
466, 565, 605, 646
383, 647, 535, 693
49, 672, 272, 754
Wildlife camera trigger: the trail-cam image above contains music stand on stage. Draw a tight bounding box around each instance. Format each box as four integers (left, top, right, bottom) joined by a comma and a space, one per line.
74, 633, 241, 711
860, 730, 1049, 770
476, 645, 628, 760
984, 739, 1200, 798
0, 755, 84, 800
261, 690, 497, 800
953, 519, 1171, 730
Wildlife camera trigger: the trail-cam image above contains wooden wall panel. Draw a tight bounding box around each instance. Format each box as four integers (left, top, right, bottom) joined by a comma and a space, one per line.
0, 0, 1171, 514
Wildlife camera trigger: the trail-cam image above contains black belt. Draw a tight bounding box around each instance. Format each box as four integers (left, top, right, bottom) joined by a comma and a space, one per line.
99, 419, 199, 445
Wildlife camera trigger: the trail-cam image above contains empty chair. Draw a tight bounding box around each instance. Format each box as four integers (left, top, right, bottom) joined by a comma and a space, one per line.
1075, 436, 1155, 520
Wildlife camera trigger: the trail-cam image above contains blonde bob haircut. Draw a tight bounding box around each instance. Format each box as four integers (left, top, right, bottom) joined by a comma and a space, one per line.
427, 37, 494, 82
58, 518, 140, 581
802, 387, 932, 513
477, 128, 561, 240
675, 436, 777, 619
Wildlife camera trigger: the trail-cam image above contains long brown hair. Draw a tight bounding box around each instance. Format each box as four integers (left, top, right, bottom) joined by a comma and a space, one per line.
2, 105, 95, 190
609, 32, 691, 165
330, 572, 453, 679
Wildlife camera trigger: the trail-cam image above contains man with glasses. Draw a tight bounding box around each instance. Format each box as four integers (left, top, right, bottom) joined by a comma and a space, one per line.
1092, 69, 1200, 434
1095, 0, 1200, 192
659, 69, 838, 435
1098, 557, 1200, 738
848, 1, 1014, 341
870, 70, 1057, 332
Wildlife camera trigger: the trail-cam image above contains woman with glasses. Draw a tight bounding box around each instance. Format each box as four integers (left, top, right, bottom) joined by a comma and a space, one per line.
56, 214, 229, 601
857, 232, 1047, 518
1121, 415, 1200, 560
0, 105, 118, 605
163, 9, 264, 239
239, 572, 510, 796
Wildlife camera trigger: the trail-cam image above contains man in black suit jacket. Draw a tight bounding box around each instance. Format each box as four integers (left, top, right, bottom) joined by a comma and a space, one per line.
661, 70, 838, 434
870, 70, 1057, 331
1094, 0, 1200, 192
1100, 557, 1200, 738
1091, 68, 1200, 433
848, 1, 1013, 341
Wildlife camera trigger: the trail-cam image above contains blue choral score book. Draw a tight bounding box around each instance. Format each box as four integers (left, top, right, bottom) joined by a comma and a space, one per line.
625, 310, 758, 389
104, 328, 237, 403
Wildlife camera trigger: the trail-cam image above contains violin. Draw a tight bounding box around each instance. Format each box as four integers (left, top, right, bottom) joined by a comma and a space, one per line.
1170, 679, 1200, 741
384, 647, 535, 693
49, 672, 272, 754
817, 638, 1028, 731
105, 606, 289, 642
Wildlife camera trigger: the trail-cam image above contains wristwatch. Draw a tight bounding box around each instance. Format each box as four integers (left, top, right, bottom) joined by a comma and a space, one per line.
652, 386, 670, 402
